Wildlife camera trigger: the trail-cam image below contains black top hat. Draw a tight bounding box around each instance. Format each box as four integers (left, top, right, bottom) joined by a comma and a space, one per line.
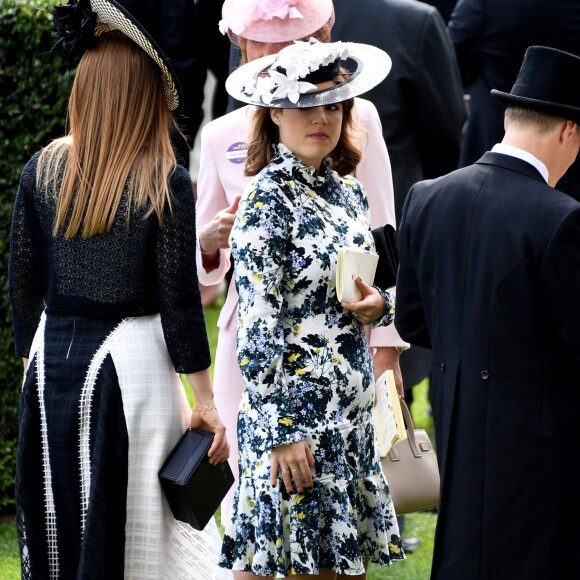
52, 0, 181, 110
491, 45, 580, 125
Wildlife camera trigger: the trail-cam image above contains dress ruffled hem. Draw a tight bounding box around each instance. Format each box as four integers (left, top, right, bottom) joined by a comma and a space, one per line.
219, 472, 405, 576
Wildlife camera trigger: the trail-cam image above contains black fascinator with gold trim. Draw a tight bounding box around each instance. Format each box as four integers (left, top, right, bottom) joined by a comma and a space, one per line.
50, 0, 182, 110
52, 0, 97, 64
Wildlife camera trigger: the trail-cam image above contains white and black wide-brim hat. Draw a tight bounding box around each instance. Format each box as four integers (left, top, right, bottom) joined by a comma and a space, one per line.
225, 39, 392, 109
52, 0, 181, 110
491, 45, 580, 125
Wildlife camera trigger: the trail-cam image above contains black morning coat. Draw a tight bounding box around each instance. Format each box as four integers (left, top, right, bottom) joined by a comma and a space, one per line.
395, 151, 580, 579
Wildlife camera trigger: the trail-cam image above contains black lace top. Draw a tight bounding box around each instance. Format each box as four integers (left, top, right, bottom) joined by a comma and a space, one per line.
9, 150, 210, 374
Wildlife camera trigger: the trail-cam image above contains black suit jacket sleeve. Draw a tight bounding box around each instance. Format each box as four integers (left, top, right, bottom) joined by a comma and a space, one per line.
394, 185, 431, 349
447, 0, 484, 86
161, 0, 205, 147
417, 8, 466, 145
417, 8, 466, 177
541, 207, 580, 364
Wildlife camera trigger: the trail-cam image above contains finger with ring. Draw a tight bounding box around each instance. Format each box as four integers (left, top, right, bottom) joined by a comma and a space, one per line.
353, 312, 359, 319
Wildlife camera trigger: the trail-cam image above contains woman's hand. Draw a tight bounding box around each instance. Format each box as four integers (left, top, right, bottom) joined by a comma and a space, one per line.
185, 369, 229, 464
189, 406, 230, 465
199, 195, 241, 255
341, 277, 387, 325
373, 346, 404, 399
270, 440, 315, 493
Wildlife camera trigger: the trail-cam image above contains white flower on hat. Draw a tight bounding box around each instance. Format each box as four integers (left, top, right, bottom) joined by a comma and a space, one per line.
241, 76, 258, 96
266, 70, 316, 104
243, 39, 352, 105
275, 39, 351, 75
246, 75, 275, 103
242, 72, 315, 105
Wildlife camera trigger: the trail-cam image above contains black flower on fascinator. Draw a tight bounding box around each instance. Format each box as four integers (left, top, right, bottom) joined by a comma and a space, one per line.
51, 0, 97, 64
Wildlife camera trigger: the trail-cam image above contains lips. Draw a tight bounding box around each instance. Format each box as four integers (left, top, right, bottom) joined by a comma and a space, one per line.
308, 132, 328, 139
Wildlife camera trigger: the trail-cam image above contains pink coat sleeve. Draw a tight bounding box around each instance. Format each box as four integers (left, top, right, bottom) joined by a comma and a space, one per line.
352, 97, 397, 229
352, 98, 409, 349
195, 118, 233, 286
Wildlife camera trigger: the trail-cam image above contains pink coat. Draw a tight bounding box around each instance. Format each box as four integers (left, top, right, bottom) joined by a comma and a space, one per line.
195, 97, 408, 520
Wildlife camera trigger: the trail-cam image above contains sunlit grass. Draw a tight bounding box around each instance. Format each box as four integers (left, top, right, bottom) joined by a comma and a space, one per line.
0, 517, 19, 579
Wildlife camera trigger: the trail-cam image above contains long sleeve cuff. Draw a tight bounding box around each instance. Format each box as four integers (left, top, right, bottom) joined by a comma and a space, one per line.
371, 287, 396, 328
369, 322, 410, 349
196, 242, 232, 286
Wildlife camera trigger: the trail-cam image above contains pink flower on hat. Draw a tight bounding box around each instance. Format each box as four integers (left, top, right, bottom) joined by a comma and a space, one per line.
219, 0, 303, 37
253, 0, 303, 22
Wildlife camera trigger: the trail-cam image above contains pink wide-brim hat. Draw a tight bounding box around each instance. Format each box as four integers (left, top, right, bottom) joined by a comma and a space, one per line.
219, 0, 334, 44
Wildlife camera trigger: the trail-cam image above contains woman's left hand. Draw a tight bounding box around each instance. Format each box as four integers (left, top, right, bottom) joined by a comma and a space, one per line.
189, 408, 230, 465
341, 277, 386, 325
270, 441, 315, 494
373, 346, 404, 399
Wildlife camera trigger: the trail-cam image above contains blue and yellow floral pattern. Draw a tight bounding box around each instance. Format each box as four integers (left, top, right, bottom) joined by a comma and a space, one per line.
219, 144, 404, 576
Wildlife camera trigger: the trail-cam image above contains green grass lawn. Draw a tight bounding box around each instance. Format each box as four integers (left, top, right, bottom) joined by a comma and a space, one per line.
0, 516, 20, 580
0, 300, 436, 578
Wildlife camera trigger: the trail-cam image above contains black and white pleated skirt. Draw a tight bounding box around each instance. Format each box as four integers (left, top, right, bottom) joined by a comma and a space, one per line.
16, 311, 228, 580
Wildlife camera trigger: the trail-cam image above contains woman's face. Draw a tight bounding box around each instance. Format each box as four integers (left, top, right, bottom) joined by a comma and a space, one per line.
270, 82, 343, 171
245, 39, 293, 62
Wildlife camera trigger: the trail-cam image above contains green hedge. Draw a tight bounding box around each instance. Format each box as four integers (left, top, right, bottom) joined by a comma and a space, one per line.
0, 0, 69, 510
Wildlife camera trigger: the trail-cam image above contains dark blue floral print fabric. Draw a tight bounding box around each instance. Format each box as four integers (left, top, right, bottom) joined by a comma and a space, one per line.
219, 144, 403, 576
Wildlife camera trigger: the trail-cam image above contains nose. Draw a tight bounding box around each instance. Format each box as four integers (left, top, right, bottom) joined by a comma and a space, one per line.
313, 107, 328, 124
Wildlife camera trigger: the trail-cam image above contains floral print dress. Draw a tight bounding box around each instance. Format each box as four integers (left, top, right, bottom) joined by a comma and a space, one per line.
219, 144, 404, 576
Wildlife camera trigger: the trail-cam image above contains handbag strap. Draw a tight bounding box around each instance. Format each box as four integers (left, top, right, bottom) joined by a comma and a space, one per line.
388, 399, 423, 460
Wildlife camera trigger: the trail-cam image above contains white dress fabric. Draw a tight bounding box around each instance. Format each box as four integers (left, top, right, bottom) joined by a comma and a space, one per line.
18, 313, 229, 580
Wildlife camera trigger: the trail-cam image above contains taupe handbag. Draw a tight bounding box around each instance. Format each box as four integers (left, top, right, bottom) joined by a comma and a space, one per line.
380, 399, 440, 515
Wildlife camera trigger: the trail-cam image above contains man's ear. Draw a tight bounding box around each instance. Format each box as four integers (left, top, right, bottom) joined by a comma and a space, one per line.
560, 119, 578, 143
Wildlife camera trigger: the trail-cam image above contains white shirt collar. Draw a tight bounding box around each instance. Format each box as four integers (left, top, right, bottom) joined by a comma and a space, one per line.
491, 143, 549, 183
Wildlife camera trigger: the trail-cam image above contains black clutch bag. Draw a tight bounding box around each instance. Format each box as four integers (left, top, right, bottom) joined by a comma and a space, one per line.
159, 428, 235, 531
371, 223, 399, 290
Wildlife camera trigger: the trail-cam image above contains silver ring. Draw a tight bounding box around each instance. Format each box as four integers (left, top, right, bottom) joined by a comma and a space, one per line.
353, 312, 359, 319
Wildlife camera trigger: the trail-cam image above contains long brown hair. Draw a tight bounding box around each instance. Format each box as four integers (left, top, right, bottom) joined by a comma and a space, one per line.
245, 97, 361, 176
38, 31, 178, 238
